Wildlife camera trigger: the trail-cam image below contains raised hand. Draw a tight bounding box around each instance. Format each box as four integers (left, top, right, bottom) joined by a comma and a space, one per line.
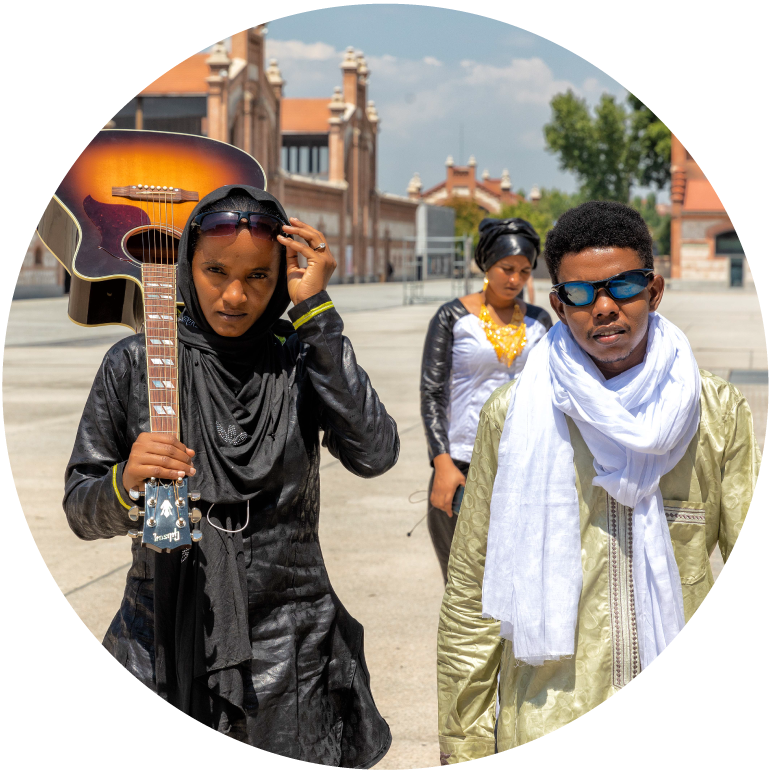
277, 217, 337, 305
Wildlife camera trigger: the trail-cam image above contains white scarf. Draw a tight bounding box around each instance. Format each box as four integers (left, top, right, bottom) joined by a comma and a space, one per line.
482, 312, 701, 669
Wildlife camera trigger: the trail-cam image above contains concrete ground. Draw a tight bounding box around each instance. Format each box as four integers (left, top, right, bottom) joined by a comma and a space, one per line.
3, 281, 766, 769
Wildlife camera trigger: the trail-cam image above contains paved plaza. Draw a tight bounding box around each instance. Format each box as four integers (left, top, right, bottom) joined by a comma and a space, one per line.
3, 280, 767, 769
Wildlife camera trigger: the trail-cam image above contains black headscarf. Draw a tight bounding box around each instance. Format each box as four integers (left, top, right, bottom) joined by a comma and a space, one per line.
176, 184, 293, 505
475, 217, 541, 272
154, 184, 297, 722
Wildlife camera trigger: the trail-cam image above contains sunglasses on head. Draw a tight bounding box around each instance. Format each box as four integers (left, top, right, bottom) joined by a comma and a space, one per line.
191, 211, 284, 243
552, 269, 654, 307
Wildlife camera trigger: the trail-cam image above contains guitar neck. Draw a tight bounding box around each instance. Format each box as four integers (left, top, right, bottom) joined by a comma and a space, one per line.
142, 263, 179, 437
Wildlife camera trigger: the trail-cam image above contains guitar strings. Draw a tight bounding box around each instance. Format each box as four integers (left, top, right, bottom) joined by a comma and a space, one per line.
165, 189, 173, 438
170, 191, 178, 441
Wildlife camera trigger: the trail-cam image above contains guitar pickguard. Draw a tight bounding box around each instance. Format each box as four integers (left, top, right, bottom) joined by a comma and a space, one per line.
83, 195, 148, 264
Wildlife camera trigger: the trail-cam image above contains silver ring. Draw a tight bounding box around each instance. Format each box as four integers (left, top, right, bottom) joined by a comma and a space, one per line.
313, 242, 326, 252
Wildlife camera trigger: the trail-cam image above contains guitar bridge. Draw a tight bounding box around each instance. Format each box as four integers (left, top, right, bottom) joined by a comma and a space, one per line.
112, 185, 199, 203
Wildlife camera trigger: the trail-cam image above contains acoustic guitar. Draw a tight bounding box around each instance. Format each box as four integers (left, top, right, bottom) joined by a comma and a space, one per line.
37, 129, 268, 550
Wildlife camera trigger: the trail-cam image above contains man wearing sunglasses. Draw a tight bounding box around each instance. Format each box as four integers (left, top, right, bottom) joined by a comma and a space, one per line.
437, 200, 760, 762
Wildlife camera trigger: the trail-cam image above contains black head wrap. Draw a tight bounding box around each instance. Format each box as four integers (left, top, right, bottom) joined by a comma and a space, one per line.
475, 217, 541, 272
176, 183, 291, 360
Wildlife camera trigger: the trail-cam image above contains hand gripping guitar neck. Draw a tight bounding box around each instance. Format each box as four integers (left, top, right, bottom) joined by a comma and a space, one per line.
124, 185, 202, 552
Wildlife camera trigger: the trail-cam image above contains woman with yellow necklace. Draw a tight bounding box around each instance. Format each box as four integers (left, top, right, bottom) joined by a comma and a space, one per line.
420, 218, 552, 582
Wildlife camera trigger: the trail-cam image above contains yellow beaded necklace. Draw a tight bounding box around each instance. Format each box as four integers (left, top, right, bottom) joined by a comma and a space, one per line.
479, 301, 527, 367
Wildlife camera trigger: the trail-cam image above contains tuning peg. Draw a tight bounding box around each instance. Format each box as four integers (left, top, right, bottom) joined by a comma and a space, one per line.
146, 517, 156, 527
128, 506, 141, 522
189, 507, 202, 524
129, 488, 142, 501
147, 497, 157, 507
128, 529, 140, 538
176, 518, 186, 529
191, 530, 203, 543
189, 491, 201, 502
176, 497, 185, 507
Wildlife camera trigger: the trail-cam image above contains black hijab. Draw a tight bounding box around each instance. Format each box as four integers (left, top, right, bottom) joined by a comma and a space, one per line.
154, 184, 298, 721
475, 217, 541, 272
176, 184, 293, 505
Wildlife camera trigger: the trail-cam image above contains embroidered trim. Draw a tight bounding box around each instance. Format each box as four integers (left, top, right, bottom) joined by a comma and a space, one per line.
292, 300, 335, 329
607, 495, 640, 688
216, 421, 249, 446
112, 464, 131, 510
664, 507, 706, 525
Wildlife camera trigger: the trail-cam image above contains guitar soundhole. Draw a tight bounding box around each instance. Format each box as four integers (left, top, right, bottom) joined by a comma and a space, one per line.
123, 227, 180, 264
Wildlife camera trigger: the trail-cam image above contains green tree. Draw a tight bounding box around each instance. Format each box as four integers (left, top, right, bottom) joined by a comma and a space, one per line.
446, 197, 486, 242
543, 91, 671, 202
498, 188, 586, 246
630, 192, 671, 256
628, 95, 671, 190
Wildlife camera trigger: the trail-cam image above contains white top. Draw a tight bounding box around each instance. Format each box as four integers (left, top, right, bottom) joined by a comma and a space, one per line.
447, 310, 549, 462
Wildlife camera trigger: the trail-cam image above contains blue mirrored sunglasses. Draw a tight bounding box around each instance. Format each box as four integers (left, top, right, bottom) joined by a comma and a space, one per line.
552, 269, 654, 307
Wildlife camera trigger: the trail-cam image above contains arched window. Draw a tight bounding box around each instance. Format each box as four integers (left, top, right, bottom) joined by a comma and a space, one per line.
715, 231, 743, 255
33, 246, 43, 266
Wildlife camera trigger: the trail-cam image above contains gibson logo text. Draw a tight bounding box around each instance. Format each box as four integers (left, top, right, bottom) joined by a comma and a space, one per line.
153, 530, 180, 543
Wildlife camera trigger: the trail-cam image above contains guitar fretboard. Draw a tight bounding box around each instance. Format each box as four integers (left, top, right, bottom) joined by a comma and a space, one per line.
142, 263, 179, 437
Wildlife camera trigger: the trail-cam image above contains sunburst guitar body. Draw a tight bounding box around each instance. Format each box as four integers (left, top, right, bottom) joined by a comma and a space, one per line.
37, 129, 266, 551
36, 129, 266, 330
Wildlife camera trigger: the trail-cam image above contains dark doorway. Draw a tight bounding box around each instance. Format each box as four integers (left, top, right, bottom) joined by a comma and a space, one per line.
730, 256, 744, 287
715, 230, 745, 288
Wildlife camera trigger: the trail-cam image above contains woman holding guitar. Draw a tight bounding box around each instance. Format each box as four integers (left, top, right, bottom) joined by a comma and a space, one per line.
64, 184, 398, 767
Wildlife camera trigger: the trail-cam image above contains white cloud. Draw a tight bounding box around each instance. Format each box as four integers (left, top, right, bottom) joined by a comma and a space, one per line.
458, 57, 574, 105
265, 38, 625, 195
518, 129, 545, 150
265, 39, 339, 62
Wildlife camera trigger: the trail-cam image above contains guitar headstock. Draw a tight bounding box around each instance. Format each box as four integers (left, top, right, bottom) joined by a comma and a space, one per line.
127, 477, 202, 551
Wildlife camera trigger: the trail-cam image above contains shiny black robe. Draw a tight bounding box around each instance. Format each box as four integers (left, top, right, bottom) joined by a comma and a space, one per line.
63, 294, 398, 767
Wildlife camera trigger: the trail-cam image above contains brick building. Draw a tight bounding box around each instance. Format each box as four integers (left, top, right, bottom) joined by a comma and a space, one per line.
670, 134, 749, 287
108, 26, 423, 284
14, 233, 67, 300
408, 155, 523, 213
22, 25, 440, 296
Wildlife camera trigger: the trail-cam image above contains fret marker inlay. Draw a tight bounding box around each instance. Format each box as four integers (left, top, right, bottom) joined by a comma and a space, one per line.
142, 256, 179, 440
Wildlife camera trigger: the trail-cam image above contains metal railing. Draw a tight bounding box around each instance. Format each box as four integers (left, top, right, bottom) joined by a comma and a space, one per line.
402, 236, 474, 305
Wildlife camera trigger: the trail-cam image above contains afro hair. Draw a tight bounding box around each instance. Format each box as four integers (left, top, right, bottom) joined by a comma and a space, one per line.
543, 201, 653, 283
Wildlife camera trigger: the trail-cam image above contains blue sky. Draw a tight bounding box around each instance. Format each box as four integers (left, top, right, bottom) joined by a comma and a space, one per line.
259, 5, 630, 197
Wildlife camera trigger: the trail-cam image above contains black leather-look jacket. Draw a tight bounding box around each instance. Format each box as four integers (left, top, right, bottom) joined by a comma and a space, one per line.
63, 293, 398, 767
420, 300, 469, 462
419, 298, 552, 463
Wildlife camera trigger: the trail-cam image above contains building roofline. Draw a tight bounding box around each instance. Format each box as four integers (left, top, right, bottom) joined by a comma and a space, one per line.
137, 92, 208, 98
280, 169, 348, 190
378, 191, 419, 204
